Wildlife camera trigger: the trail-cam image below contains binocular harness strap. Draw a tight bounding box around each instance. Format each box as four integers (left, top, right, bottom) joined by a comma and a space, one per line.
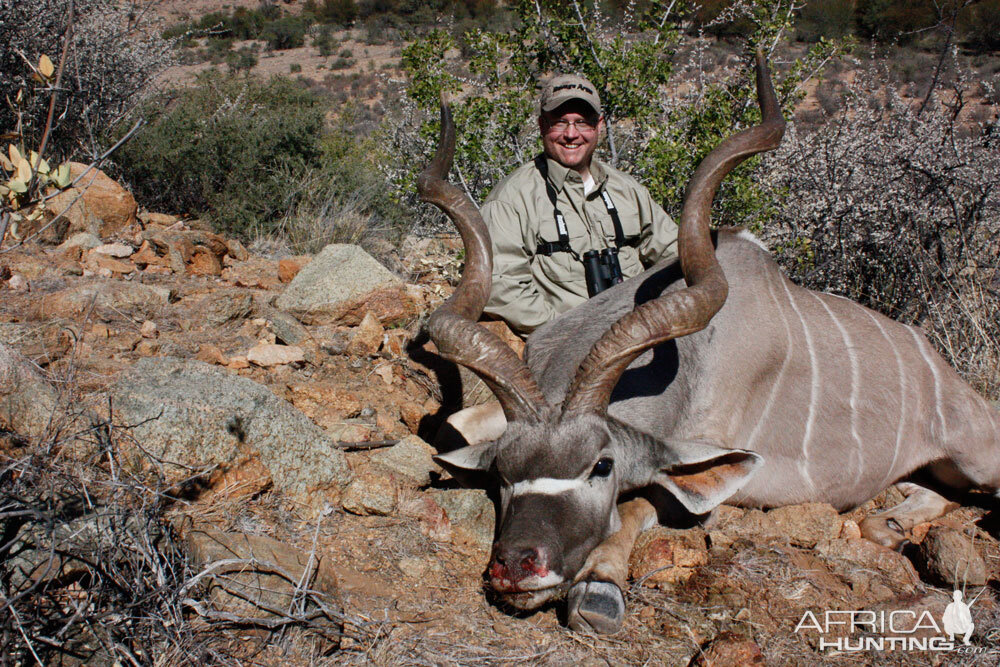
533, 157, 638, 258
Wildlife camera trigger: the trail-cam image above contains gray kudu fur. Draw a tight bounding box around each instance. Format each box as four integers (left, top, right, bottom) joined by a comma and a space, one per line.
416, 53, 1000, 634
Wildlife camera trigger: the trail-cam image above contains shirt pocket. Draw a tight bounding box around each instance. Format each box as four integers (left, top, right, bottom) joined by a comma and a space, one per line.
532, 223, 587, 286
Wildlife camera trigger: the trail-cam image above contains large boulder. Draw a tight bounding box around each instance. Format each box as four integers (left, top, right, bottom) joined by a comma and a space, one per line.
275, 244, 409, 325
40, 163, 138, 241
0, 342, 58, 438
33, 280, 171, 321
109, 358, 352, 511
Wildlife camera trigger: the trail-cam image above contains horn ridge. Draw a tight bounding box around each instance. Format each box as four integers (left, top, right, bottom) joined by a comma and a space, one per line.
418, 101, 551, 423
562, 51, 785, 418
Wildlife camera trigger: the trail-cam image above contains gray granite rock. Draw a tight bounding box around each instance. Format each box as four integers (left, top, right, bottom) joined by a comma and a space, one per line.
274, 244, 400, 324
110, 357, 352, 511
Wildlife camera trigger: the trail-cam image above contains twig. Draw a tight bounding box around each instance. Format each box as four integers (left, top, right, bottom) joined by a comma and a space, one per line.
335, 440, 399, 450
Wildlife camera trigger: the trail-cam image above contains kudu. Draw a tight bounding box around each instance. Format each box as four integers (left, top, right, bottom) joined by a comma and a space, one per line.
416, 54, 1000, 634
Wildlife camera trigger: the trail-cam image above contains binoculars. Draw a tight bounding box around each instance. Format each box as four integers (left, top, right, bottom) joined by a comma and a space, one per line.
583, 248, 624, 297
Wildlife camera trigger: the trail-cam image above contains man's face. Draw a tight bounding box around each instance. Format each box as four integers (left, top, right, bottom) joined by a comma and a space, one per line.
539, 101, 604, 174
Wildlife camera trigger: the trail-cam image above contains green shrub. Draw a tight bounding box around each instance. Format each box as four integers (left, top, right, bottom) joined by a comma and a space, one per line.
959, 0, 1000, 52
273, 113, 413, 257
114, 72, 326, 238
319, 0, 358, 26
263, 16, 309, 50
313, 24, 338, 55
290, 62, 303, 73
227, 45, 258, 72
796, 0, 855, 41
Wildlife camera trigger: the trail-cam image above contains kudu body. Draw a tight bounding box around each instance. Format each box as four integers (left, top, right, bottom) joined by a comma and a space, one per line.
417, 55, 1000, 634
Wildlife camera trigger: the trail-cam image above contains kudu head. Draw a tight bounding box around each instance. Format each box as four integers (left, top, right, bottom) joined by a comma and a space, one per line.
418, 53, 784, 610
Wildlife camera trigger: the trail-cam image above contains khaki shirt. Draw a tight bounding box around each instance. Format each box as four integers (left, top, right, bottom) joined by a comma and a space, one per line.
482, 155, 678, 334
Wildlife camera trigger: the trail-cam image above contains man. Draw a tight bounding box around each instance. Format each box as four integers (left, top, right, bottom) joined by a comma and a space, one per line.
482, 74, 678, 335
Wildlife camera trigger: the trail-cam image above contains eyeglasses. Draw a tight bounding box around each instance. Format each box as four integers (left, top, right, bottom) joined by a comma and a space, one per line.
546, 118, 599, 133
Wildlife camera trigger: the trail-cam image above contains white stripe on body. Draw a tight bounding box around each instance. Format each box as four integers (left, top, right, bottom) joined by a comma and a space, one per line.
909, 327, 947, 444
743, 278, 794, 451
862, 309, 906, 488
512, 477, 586, 496
812, 293, 864, 484
779, 279, 818, 490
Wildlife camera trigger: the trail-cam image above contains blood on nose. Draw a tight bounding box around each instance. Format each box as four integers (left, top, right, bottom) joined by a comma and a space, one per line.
490, 546, 547, 586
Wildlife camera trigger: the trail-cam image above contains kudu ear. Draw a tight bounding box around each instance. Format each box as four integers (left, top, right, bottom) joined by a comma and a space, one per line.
652, 441, 763, 516
433, 442, 498, 488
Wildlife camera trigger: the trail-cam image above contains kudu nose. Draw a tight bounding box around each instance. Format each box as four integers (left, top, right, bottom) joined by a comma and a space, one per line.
489, 545, 549, 591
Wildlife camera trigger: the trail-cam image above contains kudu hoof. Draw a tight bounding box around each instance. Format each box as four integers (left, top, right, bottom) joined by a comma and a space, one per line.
567, 580, 625, 634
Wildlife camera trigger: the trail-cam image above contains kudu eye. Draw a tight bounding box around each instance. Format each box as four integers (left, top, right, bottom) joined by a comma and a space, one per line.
590, 457, 614, 478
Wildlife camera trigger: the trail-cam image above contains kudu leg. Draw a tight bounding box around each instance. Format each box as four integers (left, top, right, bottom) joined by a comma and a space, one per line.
860, 482, 959, 549
567, 497, 658, 634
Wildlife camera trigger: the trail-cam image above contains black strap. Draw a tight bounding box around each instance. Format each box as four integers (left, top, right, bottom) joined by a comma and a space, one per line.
534, 157, 639, 256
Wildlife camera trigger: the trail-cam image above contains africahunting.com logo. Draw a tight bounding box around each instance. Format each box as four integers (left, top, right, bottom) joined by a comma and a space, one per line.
795, 589, 996, 654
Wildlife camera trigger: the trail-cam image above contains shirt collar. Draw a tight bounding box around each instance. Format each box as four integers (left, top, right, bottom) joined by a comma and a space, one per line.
541, 154, 608, 193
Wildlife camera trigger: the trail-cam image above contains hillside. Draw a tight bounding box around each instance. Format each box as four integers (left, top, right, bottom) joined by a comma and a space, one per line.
2, 0, 999, 664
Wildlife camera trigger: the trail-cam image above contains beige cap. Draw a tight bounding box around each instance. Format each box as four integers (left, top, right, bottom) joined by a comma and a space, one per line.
540, 74, 602, 116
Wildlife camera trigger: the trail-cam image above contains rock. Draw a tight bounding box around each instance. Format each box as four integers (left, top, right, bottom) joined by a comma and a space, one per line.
693, 633, 765, 666
0, 343, 58, 437
320, 331, 350, 356
398, 493, 451, 541
189, 246, 222, 276
57, 232, 102, 252
840, 519, 862, 540
140, 320, 158, 338
184, 525, 342, 645
815, 538, 921, 598
86, 251, 135, 275
131, 240, 170, 269
286, 382, 362, 430
341, 470, 398, 516
278, 257, 308, 283
139, 211, 180, 227
399, 401, 424, 434
913, 527, 988, 586
177, 291, 253, 327
109, 358, 352, 510
346, 312, 383, 356
7, 274, 29, 291
397, 556, 443, 579
629, 526, 709, 587
221, 256, 282, 290
706, 503, 842, 549
93, 242, 133, 258
228, 355, 250, 369
428, 488, 495, 550
265, 309, 310, 345
275, 244, 403, 325
369, 434, 440, 487
195, 343, 229, 365
333, 286, 420, 327
41, 163, 138, 240
247, 343, 304, 367
34, 280, 170, 321
767, 503, 843, 548
226, 238, 249, 261
0, 322, 72, 366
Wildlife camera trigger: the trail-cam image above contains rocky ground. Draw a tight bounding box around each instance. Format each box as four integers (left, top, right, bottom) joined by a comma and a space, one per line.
1, 168, 999, 665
